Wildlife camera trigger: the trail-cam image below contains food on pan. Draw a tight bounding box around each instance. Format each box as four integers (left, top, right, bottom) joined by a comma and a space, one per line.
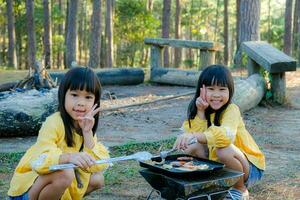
177, 156, 194, 161
170, 161, 186, 167
176, 164, 209, 171
143, 157, 210, 171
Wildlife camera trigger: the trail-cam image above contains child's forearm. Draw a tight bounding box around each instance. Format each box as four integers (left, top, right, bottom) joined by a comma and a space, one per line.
83, 130, 95, 149
197, 110, 206, 120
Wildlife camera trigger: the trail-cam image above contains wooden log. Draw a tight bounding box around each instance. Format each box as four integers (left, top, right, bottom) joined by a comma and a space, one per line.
0, 81, 18, 92
0, 89, 58, 137
233, 74, 266, 113
50, 68, 144, 86
151, 68, 199, 86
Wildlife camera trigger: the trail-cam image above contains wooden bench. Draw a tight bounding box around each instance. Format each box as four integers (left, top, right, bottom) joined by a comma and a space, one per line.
144, 38, 222, 76
242, 41, 297, 104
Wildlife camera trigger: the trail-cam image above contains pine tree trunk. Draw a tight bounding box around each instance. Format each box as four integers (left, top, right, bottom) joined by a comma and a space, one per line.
6, 0, 18, 69
174, 0, 182, 68
162, 0, 171, 67
88, 0, 102, 68
43, 0, 52, 68
65, 0, 78, 68
224, 0, 229, 66
283, 0, 293, 55
234, 0, 260, 69
57, 0, 64, 69
77, 0, 85, 65
25, 0, 37, 69
293, 0, 300, 57
106, 0, 114, 68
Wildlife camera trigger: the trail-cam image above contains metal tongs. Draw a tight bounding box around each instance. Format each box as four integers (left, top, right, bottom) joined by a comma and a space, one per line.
49, 151, 153, 171
159, 136, 198, 159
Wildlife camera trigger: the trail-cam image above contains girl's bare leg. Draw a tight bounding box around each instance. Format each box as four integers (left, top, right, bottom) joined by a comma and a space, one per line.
28, 169, 75, 200
216, 144, 249, 192
85, 172, 104, 196
184, 143, 208, 159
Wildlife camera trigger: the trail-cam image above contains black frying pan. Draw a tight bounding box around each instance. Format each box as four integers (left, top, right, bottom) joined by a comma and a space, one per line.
139, 154, 225, 178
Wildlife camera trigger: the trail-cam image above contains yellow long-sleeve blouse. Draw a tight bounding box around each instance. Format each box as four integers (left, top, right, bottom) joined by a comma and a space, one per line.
182, 103, 265, 170
8, 112, 110, 200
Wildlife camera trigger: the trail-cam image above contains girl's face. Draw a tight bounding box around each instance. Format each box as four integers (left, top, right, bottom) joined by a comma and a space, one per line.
205, 85, 229, 110
64, 89, 96, 125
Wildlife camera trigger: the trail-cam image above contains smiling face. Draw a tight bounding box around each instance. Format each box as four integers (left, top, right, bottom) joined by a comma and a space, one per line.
64, 89, 95, 126
205, 85, 230, 111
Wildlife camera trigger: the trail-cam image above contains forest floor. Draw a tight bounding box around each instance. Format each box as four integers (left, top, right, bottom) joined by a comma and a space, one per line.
0, 69, 300, 199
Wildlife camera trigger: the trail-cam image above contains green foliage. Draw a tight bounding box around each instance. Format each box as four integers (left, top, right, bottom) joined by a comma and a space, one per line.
115, 0, 160, 66
260, 69, 273, 100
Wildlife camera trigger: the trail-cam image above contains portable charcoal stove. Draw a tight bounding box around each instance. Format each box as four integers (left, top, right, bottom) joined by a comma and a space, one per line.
139, 154, 243, 200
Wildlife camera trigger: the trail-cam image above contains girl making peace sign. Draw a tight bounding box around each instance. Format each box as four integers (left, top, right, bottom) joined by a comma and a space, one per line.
8, 67, 110, 200
174, 65, 265, 200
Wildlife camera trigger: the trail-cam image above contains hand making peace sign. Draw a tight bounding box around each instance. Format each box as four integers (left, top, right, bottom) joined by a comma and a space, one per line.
78, 104, 101, 135
196, 84, 209, 112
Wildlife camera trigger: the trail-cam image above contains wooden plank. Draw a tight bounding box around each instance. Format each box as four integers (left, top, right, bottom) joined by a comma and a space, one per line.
242, 41, 297, 73
144, 38, 223, 50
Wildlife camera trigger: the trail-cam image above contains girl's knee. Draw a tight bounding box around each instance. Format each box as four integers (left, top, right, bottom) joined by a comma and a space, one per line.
54, 169, 75, 187
89, 173, 104, 190
216, 146, 232, 162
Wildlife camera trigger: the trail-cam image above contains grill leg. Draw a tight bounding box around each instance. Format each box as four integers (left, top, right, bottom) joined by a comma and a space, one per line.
146, 188, 162, 200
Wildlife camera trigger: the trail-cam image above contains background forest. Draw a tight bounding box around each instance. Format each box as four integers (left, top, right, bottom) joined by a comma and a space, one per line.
0, 0, 298, 71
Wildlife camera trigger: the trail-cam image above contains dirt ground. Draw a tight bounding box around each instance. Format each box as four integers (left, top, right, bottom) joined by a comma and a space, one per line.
1, 69, 300, 199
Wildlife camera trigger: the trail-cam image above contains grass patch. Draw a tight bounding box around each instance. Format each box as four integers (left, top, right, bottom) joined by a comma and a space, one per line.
109, 138, 176, 157
0, 70, 28, 84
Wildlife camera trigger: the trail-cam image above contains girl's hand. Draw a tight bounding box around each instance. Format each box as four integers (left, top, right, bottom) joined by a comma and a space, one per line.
173, 133, 197, 150
69, 152, 96, 169
78, 104, 101, 135
196, 85, 209, 112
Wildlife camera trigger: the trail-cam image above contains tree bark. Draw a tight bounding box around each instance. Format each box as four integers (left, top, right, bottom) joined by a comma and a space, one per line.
6, 0, 18, 69
25, 0, 37, 69
162, 0, 171, 67
106, 0, 114, 68
224, 0, 229, 65
283, 0, 293, 55
174, 0, 182, 68
78, 0, 85, 65
57, 0, 64, 69
43, 0, 52, 68
293, 0, 299, 56
234, 0, 260, 68
214, 0, 220, 41
88, 0, 102, 68
65, 0, 78, 68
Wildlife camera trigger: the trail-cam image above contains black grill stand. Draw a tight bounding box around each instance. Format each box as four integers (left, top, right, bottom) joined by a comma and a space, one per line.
140, 168, 243, 200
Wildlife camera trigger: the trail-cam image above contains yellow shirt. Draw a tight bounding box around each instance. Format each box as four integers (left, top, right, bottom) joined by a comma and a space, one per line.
8, 112, 110, 199
182, 104, 265, 170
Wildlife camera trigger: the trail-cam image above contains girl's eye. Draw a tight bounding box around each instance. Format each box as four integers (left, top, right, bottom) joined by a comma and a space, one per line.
71, 93, 77, 97
206, 87, 214, 90
86, 95, 94, 99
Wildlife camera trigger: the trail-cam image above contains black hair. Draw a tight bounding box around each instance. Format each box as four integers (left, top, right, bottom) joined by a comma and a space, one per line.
58, 67, 102, 147
187, 64, 234, 128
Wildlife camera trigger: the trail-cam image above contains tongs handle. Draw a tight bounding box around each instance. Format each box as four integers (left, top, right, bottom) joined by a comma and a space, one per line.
49, 155, 135, 171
